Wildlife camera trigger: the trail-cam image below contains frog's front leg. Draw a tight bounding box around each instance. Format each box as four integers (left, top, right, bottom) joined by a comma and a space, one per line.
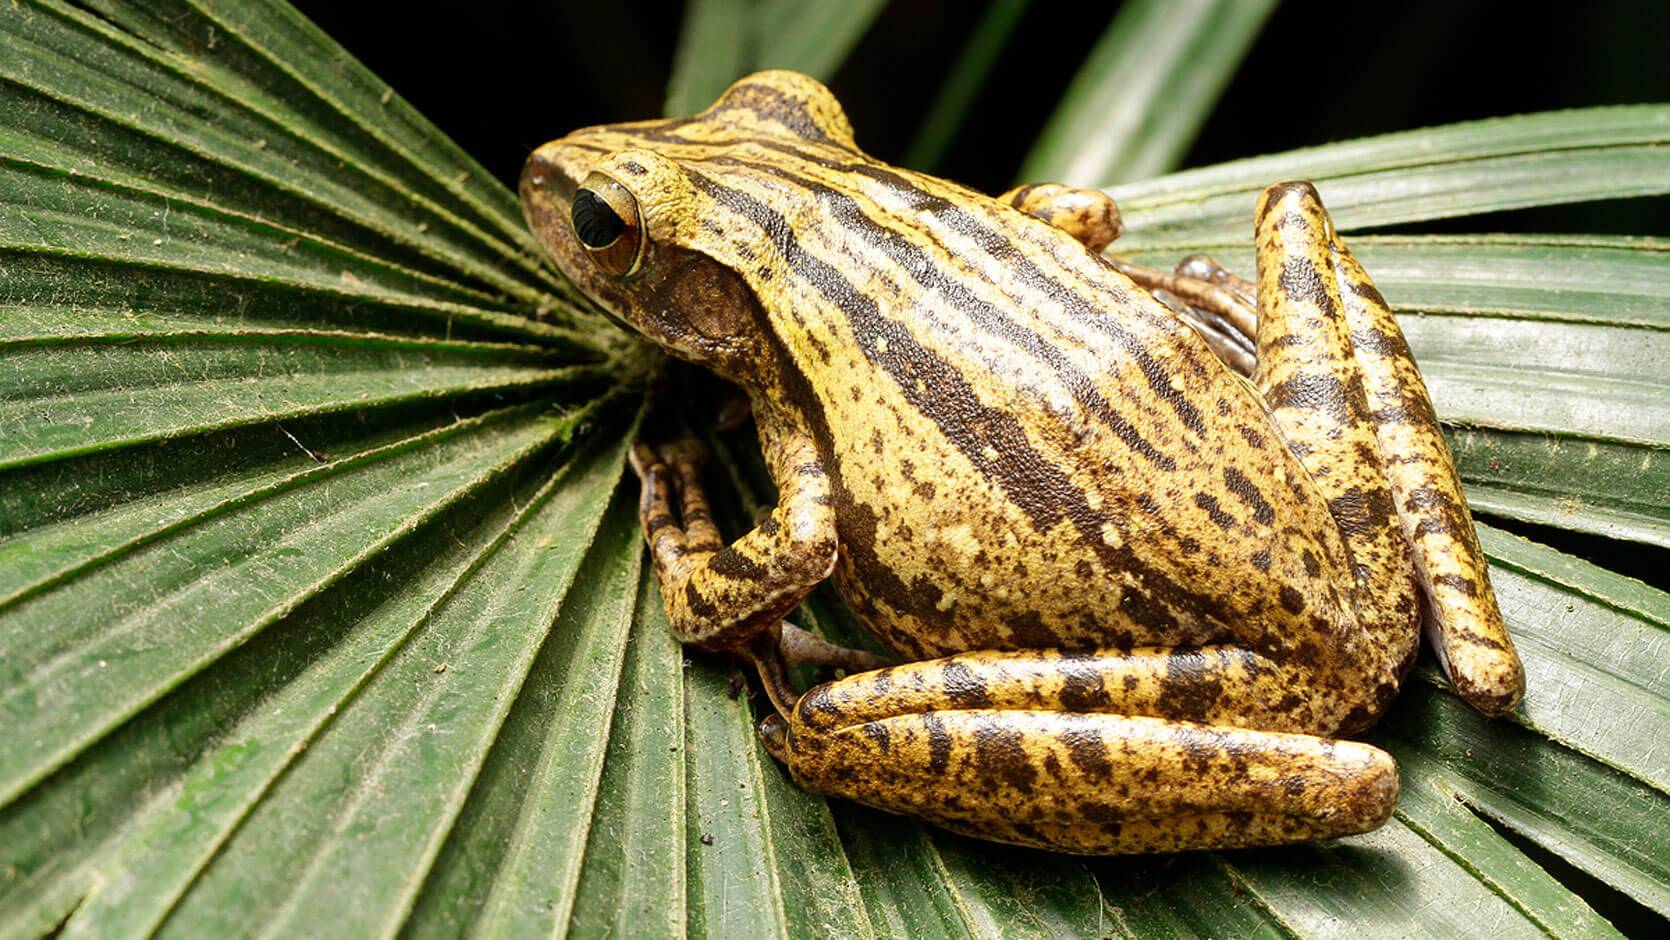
630, 427, 837, 651
761, 648, 1398, 854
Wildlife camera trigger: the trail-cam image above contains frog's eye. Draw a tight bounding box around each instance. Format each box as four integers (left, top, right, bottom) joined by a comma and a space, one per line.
572, 173, 644, 277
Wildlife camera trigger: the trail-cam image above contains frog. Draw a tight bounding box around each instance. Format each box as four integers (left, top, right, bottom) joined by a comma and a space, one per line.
519, 70, 1525, 855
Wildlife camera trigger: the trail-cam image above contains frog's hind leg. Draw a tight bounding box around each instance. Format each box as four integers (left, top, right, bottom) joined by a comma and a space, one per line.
1314, 205, 1525, 713
1249, 181, 1424, 726
761, 647, 1399, 854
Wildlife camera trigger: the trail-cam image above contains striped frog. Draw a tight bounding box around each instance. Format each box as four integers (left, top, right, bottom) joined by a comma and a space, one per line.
520, 71, 1524, 854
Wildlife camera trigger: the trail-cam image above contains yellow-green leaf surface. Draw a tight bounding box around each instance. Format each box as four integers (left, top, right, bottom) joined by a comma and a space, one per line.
1112, 106, 1670, 246
2, 1, 1666, 938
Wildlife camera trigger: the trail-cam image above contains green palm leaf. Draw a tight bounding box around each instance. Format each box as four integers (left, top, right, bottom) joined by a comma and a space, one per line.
1, 1, 1664, 938
1018, 0, 1277, 186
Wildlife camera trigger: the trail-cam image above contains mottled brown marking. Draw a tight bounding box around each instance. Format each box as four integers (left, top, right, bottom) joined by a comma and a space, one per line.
973, 719, 1038, 793
1222, 467, 1276, 527
1194, 492, 1237, 530
943, 660, 994, 708
1278, 585, 1306, 615
1063, 726, 1112, 778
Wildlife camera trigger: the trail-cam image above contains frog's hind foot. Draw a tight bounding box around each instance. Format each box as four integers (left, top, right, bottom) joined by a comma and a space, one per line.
1106, 256, 1259, 376
742, 623, 894, 718
1176, 252, 1258, 304
779, 622, 892, 673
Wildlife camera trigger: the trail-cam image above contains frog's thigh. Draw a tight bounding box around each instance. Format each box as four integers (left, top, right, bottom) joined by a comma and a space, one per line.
1324, 226, 1525, 713
790, 645, 1335, 735
632, 431, 837, 650
1251, 182, 1422, 721
766, 693, 1395, 855
999, 183, 1122, 252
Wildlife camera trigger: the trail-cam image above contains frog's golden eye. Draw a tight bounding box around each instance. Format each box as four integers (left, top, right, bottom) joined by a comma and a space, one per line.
572, 173, 644, 277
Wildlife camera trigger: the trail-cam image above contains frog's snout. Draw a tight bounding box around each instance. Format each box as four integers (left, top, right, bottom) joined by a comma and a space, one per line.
520, 140, 582, 206
520, 139, 595, 273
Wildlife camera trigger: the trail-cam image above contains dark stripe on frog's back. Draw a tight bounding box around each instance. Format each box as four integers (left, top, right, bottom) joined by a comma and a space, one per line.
843, 162, 1214, 436
671, 135, 1289, 510
686, 148, 1264, 507
713, 138, 1214, 433
687, 169, 1078, 531
686, 170, 1238, 643
710, 156, 1180, 472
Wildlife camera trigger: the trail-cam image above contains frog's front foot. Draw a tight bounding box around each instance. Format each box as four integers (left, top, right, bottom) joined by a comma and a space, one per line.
629, 428, 838, 654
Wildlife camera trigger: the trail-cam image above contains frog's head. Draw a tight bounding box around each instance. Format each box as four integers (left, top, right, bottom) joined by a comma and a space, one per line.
521, 70, 856, 384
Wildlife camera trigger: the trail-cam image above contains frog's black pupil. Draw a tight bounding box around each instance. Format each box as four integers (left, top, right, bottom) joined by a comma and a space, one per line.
572, 190, 625, 248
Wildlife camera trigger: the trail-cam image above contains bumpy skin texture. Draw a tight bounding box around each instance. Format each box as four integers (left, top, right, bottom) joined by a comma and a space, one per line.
520, 71, 1524, 854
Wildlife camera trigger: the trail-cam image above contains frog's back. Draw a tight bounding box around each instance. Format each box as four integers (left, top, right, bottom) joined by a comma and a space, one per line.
603, 73, 1358, 658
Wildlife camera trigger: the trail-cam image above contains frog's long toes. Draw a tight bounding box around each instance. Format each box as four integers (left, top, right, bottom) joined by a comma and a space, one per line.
657, 436, 710, 469
779, 622, 893, 672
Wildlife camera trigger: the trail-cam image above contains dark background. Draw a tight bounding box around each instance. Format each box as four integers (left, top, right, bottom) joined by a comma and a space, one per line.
296, 0, 1669, 236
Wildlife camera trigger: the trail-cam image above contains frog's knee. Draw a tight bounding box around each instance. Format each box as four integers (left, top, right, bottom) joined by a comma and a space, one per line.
1446, 642, 1525, 716
1255, 180, 1332, 234
999, 183, 1122, 253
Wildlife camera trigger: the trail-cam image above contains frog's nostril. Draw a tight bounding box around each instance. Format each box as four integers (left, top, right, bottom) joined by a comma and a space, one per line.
520, 146, 579, 203
522, 150, 548, 184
